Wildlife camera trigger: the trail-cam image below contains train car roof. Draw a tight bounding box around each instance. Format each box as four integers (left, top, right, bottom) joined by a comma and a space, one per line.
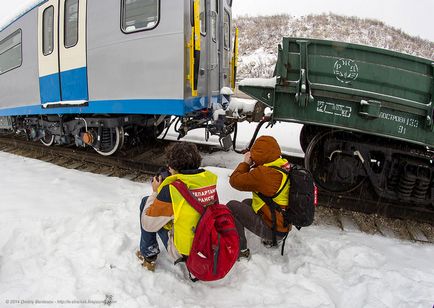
0, 0, 47, 32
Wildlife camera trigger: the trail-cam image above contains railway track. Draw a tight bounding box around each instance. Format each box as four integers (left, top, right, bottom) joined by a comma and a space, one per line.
0, 134, 433, 244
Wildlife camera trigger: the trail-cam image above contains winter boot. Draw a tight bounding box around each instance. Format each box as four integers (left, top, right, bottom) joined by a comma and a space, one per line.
136, 250, 157, 272
238, 248, 251, 261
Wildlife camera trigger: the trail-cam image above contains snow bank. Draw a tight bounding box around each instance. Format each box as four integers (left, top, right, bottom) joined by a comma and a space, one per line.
1, 152, 434, 307
161, 119, 304, 159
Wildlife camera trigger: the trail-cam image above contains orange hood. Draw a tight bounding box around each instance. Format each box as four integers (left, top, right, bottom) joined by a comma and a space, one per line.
250, 136, 282, 166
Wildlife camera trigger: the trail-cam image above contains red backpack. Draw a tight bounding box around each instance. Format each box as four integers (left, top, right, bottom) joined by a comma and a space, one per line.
171, 180, 239, 282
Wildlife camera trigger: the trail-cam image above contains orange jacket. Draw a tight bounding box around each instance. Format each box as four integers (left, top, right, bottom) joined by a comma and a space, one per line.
229, 136, 291, 233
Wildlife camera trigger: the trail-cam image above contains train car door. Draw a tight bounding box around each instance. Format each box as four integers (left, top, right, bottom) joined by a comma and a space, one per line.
38, 0, 61, 103
205, 0, 231, 95
38, 0, 88, 104
219, 0, 231, 89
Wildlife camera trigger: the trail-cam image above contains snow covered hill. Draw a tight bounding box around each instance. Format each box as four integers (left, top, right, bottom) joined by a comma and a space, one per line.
1, 152, 434, 308
235, 14, 434, 79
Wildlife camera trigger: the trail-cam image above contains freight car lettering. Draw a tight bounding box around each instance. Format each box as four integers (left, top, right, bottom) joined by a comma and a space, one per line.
379, 112, 406, 124
333, 59, 359, 84
317, 101, 352, 118
398, 126, 407, 135
379, 112, 418, 128
406, 118, 419, 128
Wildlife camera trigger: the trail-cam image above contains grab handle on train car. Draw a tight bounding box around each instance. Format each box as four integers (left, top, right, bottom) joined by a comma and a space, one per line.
192, 0, 201, 96
231, 27, 239, 91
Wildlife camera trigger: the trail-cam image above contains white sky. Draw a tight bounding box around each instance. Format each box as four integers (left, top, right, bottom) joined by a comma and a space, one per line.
0, 0, 433, 41
232, 0, 434, 42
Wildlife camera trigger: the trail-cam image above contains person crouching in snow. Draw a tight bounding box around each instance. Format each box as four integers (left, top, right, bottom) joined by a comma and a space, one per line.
137, 142, 219, 271
228, 136, 291, 259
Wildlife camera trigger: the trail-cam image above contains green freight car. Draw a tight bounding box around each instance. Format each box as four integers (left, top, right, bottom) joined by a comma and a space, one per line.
239, 37, 434, 210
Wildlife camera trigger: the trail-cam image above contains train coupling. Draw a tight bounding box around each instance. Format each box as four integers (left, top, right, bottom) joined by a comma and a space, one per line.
216, 88, 268, 150
218, 87, 268, 126
176, 88, 267, 151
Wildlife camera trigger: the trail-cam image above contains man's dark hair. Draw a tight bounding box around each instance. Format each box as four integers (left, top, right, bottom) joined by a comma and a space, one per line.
166, 142, 202, 171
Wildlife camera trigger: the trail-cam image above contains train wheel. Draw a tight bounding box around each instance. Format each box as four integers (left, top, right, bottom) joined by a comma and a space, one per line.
305, 131, 366, 193
40, 132, 55, 146
94, 127, 124, 156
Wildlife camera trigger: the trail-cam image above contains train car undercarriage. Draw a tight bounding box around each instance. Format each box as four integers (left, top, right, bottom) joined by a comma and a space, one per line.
301, 125, 434, 208
1, 114, 170, 156
0, 97, 263, 156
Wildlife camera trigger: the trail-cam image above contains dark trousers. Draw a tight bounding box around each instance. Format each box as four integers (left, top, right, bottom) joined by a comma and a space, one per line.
227, 199, 282, 250
139, 197, 169, 258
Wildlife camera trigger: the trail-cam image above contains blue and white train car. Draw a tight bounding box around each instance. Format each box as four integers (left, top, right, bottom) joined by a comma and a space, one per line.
0, 0, 236, 155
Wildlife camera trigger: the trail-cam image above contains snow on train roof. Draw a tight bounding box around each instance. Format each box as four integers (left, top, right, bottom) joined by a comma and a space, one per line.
239, 77, 277, 88
0, 0, 46, 32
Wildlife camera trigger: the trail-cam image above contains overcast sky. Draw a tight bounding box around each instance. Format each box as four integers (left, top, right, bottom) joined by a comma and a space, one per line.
233, 0, 434, 41
0, 0, 433, 41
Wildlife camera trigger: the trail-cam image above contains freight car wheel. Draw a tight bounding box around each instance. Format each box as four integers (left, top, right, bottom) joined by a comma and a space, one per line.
94, 127, 124, 156
40, 133, 54, 146
305, 131, 366, 193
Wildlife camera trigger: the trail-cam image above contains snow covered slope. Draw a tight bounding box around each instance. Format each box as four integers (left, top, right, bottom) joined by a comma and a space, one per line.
235, 14, 434, 79
1, 151, 434, 307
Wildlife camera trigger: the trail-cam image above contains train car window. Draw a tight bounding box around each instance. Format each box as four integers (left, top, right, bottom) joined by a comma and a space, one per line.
43, 6, 54, 55
211, 11, 217, 42
64, 0, 79, 48
200, 0, 206, 35
211, 0, 217, 42
0, 29, 22, 75
224, 10, 230, 50
121, 0, 160, 33
190, 0, 194, 26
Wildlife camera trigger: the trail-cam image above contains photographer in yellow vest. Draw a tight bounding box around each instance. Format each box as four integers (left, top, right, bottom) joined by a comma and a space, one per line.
228, 136, 292, 259
137, 142, 219, 271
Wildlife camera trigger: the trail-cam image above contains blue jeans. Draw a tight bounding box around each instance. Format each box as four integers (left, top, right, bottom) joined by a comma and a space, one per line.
139, 196, 169, 258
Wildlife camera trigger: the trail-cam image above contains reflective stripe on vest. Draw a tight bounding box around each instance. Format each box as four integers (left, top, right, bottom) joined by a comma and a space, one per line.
251, 158, 290, 213
159, 170, 218, 255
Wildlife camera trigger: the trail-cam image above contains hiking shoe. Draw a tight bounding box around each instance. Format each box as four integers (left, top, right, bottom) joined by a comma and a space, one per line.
142, 258, 156, 272
238, 248, 251, 261
136, 251, 157, 272
261, 239, 280, 249
136, 250, 145, 262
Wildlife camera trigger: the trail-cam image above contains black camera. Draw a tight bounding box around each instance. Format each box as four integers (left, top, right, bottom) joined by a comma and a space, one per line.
156, 167, 170, 180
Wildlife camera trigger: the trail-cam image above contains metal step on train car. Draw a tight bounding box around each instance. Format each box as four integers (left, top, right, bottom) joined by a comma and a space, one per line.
0, 0, 250, 155
239, 37, 434, 208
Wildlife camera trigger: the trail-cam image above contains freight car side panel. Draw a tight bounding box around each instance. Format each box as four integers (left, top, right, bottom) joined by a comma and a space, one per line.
0, 11, 40, 109
240, 37, 434, 148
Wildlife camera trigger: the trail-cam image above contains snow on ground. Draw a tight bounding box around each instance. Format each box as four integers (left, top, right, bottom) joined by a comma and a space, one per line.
162, 121, 305, 162
1, 149, 434, 308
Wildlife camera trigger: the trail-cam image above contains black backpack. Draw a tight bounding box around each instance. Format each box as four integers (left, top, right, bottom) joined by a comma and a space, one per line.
258, 165, 317, 255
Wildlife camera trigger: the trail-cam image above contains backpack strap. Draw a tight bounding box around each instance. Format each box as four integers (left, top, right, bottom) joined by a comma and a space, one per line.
256, 165, 291, 254
171, 180, 205, 215
257, 194, 282, 247
170, 181, 205, 283
265, 166, 290, 199
174, 256, 199, 282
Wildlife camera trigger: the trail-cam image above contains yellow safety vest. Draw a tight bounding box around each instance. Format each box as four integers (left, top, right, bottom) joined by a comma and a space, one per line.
158, 170, 218, 256
251, 158, 290, 213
